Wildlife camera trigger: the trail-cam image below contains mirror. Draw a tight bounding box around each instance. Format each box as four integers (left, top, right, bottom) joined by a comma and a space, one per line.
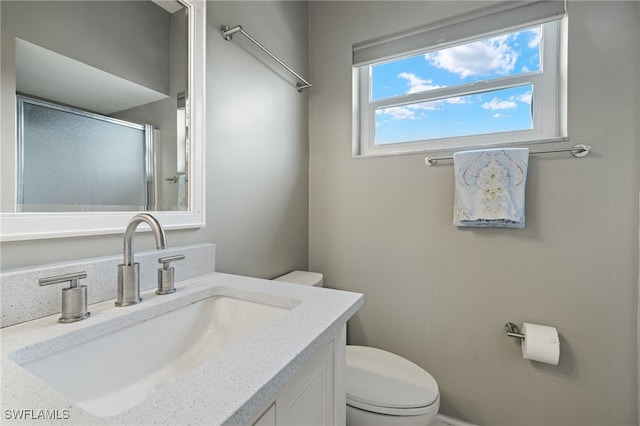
0, 0, 205, 241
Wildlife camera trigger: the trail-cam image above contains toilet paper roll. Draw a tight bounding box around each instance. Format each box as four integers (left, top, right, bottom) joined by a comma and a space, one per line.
521, 323, 560, 365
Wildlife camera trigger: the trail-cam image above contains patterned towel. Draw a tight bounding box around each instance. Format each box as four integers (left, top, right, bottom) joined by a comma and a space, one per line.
453, 148, 529, 228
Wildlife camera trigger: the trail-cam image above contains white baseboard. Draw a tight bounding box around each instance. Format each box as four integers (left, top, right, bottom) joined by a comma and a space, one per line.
435, 413, 479, 426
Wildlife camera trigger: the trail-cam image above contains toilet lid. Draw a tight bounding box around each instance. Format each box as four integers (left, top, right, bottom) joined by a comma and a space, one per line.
346, 346, 439, 410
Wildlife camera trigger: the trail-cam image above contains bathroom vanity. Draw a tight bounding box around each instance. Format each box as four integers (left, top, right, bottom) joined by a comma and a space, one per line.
0, 246, 363, 425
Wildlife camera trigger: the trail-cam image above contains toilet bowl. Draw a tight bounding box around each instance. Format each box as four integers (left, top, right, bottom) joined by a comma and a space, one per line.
346, 345, 439, 425
273, 271, 440, 426
272, 270, 324, 287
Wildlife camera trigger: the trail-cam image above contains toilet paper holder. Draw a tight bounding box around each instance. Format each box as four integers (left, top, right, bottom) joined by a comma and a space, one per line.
505, 322, 525, 339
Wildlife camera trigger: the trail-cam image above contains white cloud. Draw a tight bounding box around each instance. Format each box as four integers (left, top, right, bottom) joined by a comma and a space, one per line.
377, 106, 417, 120
397, 72, 442, 94
446, 96, 467, 105
425, 35, 519, 78
516, 91, 532, 104
379, 72, 473, 121
527, 28, 541, 49
492, 113, 506, 118
482, 98, 517, 110
377, 102, 440, 120
408, 102, 439, 111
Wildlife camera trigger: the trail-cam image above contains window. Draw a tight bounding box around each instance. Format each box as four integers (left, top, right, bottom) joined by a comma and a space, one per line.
353, 1, 567, 157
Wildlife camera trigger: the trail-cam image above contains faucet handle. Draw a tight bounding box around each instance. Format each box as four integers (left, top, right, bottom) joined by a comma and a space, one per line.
158, 254, 186, 267
39, 271, 90, 323
157, 255, 185, 295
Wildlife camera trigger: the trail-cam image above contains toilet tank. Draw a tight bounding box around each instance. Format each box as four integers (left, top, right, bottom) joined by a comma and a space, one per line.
273, 271, 324, 287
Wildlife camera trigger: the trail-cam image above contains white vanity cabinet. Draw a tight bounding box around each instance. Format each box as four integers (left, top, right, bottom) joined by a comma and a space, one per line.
0, 269, 363, 426
252, 326, 347, 426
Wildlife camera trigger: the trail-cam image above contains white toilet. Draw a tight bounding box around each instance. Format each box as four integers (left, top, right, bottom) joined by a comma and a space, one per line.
273, 271, 440, 426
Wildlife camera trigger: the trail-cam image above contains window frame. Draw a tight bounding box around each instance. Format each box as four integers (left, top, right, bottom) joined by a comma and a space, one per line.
354, 19, 567, 158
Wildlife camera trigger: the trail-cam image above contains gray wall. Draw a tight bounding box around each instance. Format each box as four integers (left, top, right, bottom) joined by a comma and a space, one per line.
308, 1, 639, 425
0, 1, 310, 280
205, 1, 310, 277
112, 10, 189, 210
1, 1, 171, 95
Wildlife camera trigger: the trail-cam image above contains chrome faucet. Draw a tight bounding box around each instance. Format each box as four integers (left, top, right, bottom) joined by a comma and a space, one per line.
116, 213, 167, 306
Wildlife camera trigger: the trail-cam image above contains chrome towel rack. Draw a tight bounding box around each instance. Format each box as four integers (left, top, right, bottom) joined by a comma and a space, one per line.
425, 143, 591, 167
221, 25, 312, 92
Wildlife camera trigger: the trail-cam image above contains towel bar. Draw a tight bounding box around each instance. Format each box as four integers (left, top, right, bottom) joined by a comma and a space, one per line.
425, 144, 591, 167
221, 25, 312, 92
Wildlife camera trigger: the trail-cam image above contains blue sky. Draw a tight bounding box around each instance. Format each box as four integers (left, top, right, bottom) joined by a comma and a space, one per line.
372, 26, 541, 145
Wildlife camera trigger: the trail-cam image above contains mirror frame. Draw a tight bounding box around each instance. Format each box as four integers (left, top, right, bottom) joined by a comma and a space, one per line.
0, 0, 205, 242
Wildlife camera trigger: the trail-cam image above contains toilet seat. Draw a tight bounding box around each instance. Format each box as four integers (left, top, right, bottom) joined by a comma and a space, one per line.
346, 346, 439, 416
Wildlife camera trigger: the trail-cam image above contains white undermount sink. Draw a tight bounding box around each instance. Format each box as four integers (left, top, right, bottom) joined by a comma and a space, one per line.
10, 295, 290, 417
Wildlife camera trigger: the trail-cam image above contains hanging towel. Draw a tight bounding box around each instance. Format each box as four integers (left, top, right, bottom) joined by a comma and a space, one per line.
453, 148, 529, 228
177, 174, 188, 211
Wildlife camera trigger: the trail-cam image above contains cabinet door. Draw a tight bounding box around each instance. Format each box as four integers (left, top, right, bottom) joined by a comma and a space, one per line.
275, 342, 333, 426
253, 404, 276, 426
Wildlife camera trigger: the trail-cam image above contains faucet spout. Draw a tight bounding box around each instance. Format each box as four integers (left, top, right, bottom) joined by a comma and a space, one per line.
123, 213, 167, 266
116, 213, 167, 307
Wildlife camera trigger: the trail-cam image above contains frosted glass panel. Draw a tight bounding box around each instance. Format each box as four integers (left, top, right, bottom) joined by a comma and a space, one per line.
18, 97, 150, 211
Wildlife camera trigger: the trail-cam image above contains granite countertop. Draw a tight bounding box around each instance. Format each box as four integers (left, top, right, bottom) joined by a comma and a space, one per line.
0, 272, 363, 425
